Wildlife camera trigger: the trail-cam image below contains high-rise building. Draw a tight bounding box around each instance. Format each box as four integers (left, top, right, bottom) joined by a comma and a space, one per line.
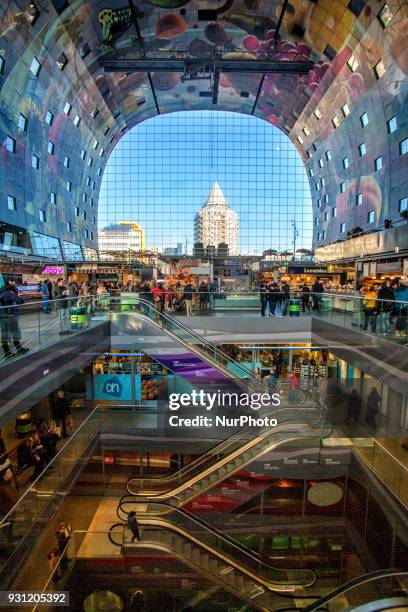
98, 221, 145, 254
163, 243, 183, 256
194, 182, 239, 256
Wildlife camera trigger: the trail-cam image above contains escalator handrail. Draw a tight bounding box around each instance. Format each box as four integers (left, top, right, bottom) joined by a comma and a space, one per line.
274, 568, 408, 611
114, 297, 295, 396
126, 408, 321, 498
116, 499, 317, 586
121, 508, 316, 590
125, 404, 320, 493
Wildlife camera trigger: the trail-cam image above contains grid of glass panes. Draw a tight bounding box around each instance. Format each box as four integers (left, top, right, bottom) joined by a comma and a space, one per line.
98, 111, 313, 255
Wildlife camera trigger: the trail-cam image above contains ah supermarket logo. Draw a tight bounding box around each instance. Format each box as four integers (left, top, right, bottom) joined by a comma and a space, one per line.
102, 376, 123, 398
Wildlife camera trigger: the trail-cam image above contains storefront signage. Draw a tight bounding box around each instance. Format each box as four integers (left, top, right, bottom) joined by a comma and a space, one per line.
93, 375, 132, 400
42, 265, 63, 275
287, 266, 328, 274
376, 261, 402, 273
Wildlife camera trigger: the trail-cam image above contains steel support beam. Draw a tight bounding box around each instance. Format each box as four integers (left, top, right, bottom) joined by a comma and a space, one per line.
101, 58, 313, 75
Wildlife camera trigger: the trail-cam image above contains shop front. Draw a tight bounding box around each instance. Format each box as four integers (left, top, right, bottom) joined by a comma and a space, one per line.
356, 258, 406, 289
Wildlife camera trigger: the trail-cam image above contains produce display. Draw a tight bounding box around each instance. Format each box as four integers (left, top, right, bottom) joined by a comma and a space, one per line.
141, 377, 162, 401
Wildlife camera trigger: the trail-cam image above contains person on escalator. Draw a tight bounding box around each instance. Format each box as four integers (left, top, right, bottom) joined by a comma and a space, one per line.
128, 511, 141, 542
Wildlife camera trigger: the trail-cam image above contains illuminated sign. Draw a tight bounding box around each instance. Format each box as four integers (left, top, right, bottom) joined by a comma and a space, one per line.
42, 265, 64, 275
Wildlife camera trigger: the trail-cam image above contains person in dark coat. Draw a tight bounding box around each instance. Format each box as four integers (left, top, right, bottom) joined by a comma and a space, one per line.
267, 283, 280, 317
128, 511, 141, 542
51, 390, 71, 438
311, 279, 324, 312
377, 282, 395, 335
301, 283, 311, 312
0, 282, 29, 357
346, 389, 361, 424
280, 282, 290, 316
366, 387, 381, 430
259, 282, 268, 317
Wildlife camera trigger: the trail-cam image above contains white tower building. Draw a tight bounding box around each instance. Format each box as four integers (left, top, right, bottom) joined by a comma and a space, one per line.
194, 182, 239, 255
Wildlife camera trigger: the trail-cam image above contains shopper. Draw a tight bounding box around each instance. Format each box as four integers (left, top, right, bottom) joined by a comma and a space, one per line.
51, 390, 71, 438
183, 282, 194, 316
151, 283, 165, 315
39, 422, 59, 460
366, 387, 381, 430
378, 281, 395, 335
362, 287, 378, 333
268, 367, 277, 390
198, 281, 209, 311
0, 282, 29, 358
128, 511, 141, 542
311, 279, 324, 312
41, 280, 51, 313
17, 436, 45, 480
259, 281, 268, 317
54, 279, 71, 335
346, 389, 361, 424
301, 283, 311, 313
267, 283, 280, 317
56, 522, 72, 567
281, 281, 290, 316
207, 280, 215, 311
68, 280, 79, 305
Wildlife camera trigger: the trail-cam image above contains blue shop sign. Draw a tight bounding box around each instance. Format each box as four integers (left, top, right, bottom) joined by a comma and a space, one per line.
94, 375, 132, 400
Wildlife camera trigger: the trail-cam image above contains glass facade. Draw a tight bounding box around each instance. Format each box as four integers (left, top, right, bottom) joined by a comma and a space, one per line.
99, 111, 312, 255
62, 240, 83, 261
30, 231, 62, 259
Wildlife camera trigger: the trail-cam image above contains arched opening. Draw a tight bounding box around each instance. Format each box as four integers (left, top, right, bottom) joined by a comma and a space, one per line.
98, 110, 312, 257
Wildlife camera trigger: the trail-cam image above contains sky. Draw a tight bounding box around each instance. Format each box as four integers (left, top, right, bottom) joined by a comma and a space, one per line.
98, 110, 313, 254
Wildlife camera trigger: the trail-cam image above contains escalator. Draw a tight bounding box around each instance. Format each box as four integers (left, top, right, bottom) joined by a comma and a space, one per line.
111, 297, 307, 403
124, 407, 321, 504
274, 568, 408, 611
109, 500, 316, 610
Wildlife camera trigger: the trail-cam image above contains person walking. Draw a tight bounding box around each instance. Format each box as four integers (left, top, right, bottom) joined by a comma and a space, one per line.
378, 281, 395, 335
0, 282, 29, 358
346, 389, 361, 424
366, 387, 381, 430
51, 390, 71, 438
281, 281, 290, 316
128, 511, 141, 542
301, 283, 311, 313
183, 282, 194, 316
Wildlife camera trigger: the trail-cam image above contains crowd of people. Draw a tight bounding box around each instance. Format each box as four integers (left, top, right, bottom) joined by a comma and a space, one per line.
258, 279, 324, 316
358, 280, 408, 336
15, 390, 72, 482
